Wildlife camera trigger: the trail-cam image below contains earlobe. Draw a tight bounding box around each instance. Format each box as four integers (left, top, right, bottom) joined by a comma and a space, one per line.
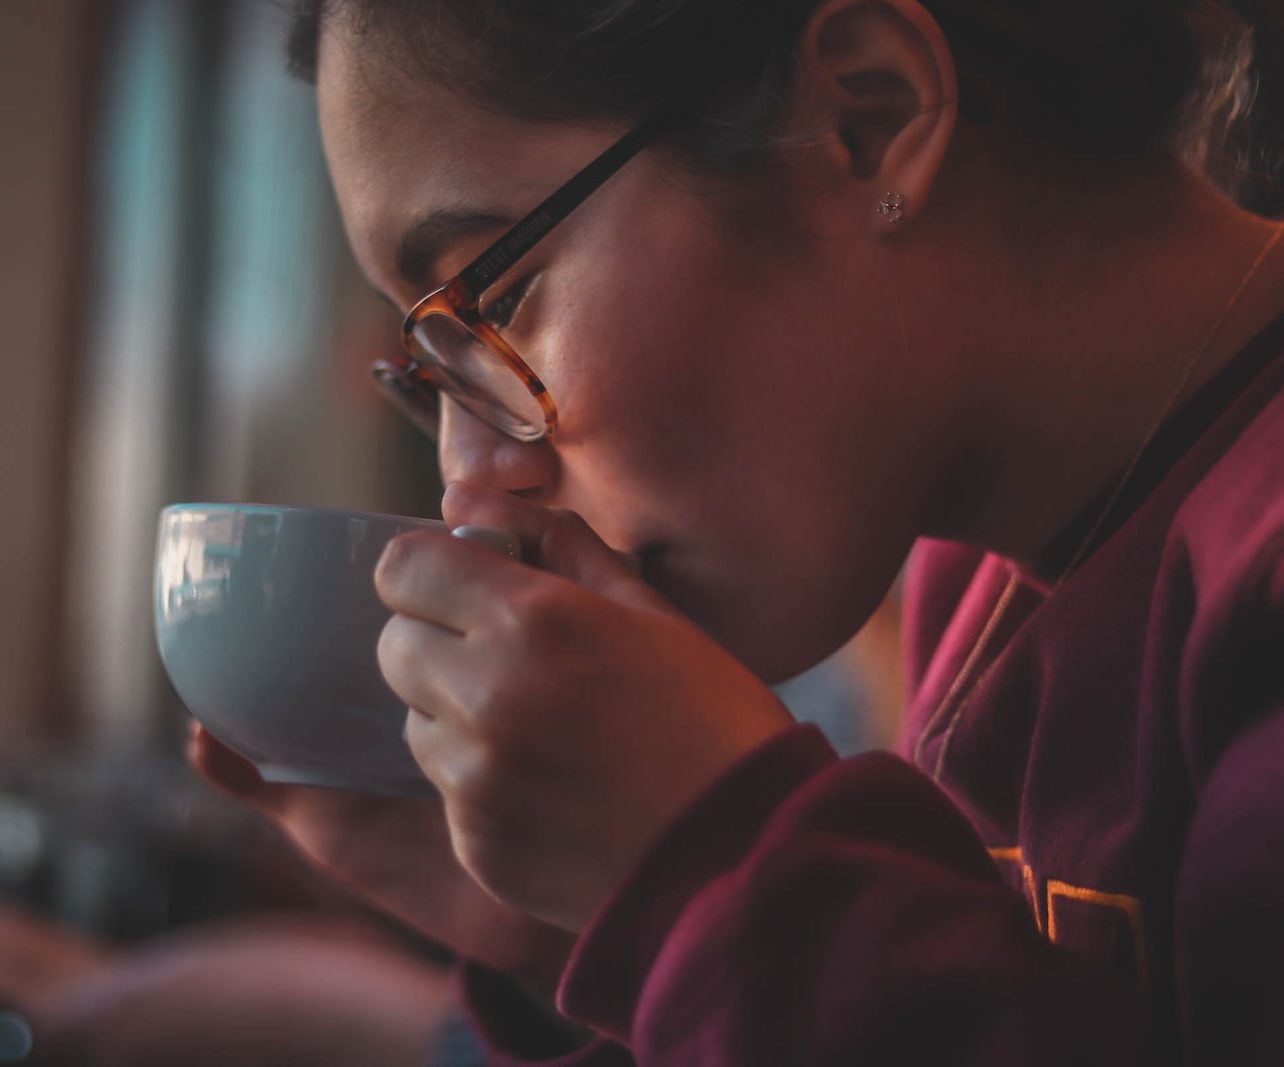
874, 191, 905, 223
796, 0, 958, 232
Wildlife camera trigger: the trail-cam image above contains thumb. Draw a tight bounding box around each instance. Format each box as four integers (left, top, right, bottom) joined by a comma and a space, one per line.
441, 481, 668, 610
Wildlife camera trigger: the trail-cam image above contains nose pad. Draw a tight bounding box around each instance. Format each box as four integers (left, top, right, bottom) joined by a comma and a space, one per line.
436, 394, 556, 494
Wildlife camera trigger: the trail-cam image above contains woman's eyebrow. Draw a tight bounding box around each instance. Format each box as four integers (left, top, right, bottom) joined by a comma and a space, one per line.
395, 209, 513, 290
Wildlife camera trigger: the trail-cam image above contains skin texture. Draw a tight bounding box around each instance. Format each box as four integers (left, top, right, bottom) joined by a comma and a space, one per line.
195, 0, 1284, 945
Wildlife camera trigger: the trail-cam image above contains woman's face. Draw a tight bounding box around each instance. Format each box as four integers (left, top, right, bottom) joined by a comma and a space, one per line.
317, 25, 937, 682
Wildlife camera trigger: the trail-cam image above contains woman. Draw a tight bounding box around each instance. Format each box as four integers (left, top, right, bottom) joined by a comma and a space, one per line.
193, 0, 1284, 1062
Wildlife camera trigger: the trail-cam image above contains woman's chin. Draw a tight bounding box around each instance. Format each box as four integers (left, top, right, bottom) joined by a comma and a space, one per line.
641, 555, 842, 684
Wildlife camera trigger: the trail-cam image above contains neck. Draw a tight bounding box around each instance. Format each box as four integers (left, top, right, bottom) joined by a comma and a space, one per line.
921, 152, 1284, 578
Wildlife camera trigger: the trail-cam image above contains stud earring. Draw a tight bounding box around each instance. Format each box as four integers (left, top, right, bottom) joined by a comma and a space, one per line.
875, 192, 905, 223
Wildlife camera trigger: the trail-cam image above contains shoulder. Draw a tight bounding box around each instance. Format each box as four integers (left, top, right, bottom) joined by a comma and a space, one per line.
1166, 384, 1284, 779
1174, 381, 1284, 603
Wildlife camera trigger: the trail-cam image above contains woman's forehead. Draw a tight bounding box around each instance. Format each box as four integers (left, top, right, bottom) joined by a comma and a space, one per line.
317, 21, 629, 183
318, 26, 519, 189
316, 24, 624, 289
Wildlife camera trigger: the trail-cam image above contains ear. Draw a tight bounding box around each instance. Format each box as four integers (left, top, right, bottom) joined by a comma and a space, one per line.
792, 0, 958, 233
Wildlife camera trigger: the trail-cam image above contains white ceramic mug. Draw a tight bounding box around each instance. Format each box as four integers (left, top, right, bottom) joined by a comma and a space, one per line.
154, 503, 443, 796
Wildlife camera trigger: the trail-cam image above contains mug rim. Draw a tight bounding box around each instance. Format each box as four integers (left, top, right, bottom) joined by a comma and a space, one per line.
160, 501, 443, 525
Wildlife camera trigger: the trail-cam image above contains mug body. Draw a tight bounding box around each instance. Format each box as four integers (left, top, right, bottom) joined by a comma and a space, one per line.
155, 503, 440, 795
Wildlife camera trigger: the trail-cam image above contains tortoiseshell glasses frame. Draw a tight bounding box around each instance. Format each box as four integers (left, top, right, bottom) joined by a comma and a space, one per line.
371, 104, 681, 444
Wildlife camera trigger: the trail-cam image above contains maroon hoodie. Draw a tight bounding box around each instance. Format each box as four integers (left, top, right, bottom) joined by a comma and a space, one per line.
460, 308, 1284, 1065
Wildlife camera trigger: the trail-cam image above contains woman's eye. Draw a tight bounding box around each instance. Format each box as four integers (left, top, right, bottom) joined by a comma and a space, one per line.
481, 277, 533, 330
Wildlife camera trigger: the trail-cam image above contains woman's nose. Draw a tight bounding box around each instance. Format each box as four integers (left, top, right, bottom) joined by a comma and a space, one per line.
436, 395, 557, 494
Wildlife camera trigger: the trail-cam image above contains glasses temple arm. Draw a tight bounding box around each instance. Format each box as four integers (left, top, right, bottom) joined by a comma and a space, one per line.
456, 104, 683, 298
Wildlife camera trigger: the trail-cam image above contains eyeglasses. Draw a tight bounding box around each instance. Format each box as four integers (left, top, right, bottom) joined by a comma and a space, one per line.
371, 104, 683, 443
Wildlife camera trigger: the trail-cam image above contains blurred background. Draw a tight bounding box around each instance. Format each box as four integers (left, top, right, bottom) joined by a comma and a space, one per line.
1, 0, 451, 950
0, 1, 897, 1054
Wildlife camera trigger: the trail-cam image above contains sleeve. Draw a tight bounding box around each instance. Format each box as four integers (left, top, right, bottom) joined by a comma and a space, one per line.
455, 964, 634, 1066
1175, 703, 1284, 1065
455, 725, 843, 1065
458, 720, 1284, 1065
554, 726, 1157, 1066
1173, 526, 1284, 1063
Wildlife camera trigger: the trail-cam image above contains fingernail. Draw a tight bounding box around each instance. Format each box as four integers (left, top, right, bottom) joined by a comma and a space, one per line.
451, 524, 521, 560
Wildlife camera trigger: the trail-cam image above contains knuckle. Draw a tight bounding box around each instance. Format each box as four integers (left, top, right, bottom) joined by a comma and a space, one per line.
491, 592, 577, 669
438, 736, 504, 804
376, 614, 419, 688
460, 673, 522, 741
401, 709, 434, 763
374, 529, 437, 603
509, 581, 572, 635
373, 533, 415, 599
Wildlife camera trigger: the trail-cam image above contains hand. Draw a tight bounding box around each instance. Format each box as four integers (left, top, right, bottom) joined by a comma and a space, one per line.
376, 481, 794, 932
188, 725, 574, 992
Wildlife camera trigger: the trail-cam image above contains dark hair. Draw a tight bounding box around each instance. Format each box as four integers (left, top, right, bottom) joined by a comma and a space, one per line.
287, 0, 1284, 212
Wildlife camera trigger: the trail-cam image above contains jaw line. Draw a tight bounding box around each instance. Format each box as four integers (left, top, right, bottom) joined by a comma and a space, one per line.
629, 541, 669, 585
614, 549, 644, 576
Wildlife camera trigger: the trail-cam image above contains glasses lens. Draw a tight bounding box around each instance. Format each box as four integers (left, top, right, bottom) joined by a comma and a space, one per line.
411, 314, 547, 441
371, 359, 440, 440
